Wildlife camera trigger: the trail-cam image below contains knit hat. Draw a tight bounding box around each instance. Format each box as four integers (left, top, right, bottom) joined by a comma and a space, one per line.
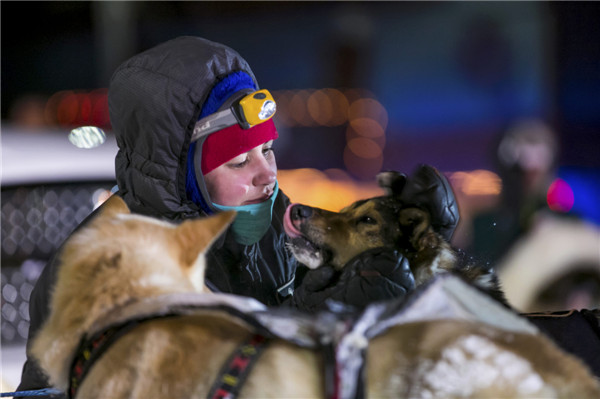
201, 119, 278, 174
186, 71, 278, 212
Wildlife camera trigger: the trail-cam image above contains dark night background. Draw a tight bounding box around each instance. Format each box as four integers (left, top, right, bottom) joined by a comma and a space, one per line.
2, 0, 600, 372
2, 1, 600, 220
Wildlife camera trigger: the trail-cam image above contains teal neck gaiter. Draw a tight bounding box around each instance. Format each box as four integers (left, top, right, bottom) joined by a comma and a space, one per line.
212, 182, 279, 245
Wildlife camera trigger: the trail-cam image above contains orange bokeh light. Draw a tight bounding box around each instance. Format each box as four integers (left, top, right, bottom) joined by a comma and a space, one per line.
349, 117, 385, 139
347, 98, 388, 130
343, 145, 384, 180
278, 168, 383, 211
307, 90, 333, 126
347, 137, 383, 159
289, 90, 311, 126
449, 170, 502, 196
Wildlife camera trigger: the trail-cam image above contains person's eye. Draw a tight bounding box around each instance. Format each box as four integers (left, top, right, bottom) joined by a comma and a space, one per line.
231, 160, 248, 168
228, 155, 249, 169
262, 140, 274, 158
262, 146, 273, 158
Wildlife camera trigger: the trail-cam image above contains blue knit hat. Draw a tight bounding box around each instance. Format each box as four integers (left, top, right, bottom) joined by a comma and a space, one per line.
185, 71, 257, 214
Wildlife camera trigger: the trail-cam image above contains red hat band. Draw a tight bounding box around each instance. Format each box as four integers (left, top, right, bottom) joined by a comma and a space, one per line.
201, 119, 278, 175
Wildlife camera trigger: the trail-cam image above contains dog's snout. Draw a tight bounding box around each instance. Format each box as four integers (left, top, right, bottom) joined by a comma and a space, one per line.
291, 204, 313, 220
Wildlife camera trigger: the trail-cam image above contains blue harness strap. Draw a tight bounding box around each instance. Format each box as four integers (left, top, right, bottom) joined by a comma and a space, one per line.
0, 388, 63, 397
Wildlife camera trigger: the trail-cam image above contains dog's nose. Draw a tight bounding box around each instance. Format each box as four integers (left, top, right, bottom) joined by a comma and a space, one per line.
291, 204, 313, 220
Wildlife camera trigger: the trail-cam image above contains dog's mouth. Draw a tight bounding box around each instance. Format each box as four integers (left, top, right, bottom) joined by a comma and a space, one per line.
283, 204, 303, 238
283, 204, 328, 269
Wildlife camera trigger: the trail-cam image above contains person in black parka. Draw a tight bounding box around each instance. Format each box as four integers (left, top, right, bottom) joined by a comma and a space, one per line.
17, 36, 459, 396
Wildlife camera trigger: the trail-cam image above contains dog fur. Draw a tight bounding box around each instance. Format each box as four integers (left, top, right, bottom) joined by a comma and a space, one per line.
32, 195, 600, 398
283, 171, 506, 303
367, 318, 600, 398
31, 196, 323, 398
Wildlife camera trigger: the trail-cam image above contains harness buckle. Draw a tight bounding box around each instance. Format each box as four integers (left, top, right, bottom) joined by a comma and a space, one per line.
276, 276, 295, 302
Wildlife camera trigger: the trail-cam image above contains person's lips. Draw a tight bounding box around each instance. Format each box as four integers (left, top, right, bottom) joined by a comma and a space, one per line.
243, 190, 273, 205
244, 197, 266, 205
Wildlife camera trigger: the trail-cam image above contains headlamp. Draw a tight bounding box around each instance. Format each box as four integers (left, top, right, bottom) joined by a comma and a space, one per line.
191, 89, 276, 142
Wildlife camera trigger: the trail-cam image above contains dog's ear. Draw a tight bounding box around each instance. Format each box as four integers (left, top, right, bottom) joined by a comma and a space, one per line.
377, 171, 407, 196
98, 195, 130, 217
176, 211, 236, 266
398, 208, 438, 251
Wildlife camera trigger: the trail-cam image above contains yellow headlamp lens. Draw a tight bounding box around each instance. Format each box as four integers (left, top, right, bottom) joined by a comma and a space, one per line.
239, 89, 276, 127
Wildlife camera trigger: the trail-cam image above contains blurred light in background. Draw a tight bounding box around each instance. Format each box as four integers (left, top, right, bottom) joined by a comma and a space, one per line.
275, 89, 389, 179
30, 85, 392, 182
68, 126, 106, 149
546, 178, 575, 213
449, 170, 502, 196
344, 97, 388, 179
556, 167, 600, 224
44, 89, 110, 128
278, 168, 383, 212
273, 88, 379, 128
278, 167, 504, 213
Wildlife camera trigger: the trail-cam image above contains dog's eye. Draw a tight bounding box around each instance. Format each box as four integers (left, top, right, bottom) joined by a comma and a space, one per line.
357, 216, 377, 225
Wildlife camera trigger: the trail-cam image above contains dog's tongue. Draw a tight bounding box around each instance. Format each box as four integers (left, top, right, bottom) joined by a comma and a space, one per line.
283, 204, 302, 238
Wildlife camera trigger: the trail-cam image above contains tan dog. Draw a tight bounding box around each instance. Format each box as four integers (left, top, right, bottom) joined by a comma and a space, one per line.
32, 196, 323, 398
367, 318, 600, 398
32, 196, 600, 398
283, 171, 506, 303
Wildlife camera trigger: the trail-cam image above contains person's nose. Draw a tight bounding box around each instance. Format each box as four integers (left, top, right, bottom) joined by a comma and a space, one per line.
253, 158, 277, 186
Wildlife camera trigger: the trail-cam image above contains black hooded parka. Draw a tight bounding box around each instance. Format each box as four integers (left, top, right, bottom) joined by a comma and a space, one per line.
108, 36, 298, 305
17, 36, 297, 395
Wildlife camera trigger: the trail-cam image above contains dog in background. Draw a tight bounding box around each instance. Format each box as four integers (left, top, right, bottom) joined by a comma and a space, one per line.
31, 196, 600, 398
283, 170, 507, 304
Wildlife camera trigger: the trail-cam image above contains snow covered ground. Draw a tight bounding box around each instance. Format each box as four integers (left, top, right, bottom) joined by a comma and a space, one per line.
1, 344, 26, 393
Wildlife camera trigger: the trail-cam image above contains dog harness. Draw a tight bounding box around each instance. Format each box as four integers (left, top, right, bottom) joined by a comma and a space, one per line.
67, 276, 537, 399
66, 293, 344, 399
69, 314, 180, 398
207, 334, 269, 399
69, 320, 272, 399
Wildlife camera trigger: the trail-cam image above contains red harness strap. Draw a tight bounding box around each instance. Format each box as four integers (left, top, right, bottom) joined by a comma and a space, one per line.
208, 334, 270, 399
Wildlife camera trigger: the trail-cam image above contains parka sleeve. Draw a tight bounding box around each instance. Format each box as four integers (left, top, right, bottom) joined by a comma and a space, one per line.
16, 253, 64, 398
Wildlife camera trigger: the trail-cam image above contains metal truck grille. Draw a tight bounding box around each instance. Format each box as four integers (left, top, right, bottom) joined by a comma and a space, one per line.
1, 182, 115, 344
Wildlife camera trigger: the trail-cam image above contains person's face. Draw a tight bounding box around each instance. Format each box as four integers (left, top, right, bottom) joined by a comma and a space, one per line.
204, 140, 277, 207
